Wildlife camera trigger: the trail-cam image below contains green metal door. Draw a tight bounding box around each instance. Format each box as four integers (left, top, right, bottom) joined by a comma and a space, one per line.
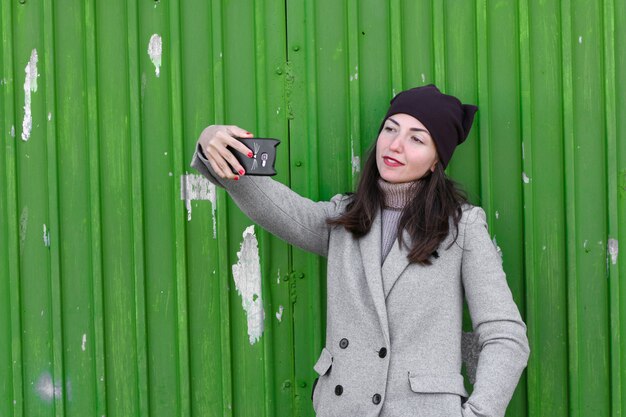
1, 0, 625, 416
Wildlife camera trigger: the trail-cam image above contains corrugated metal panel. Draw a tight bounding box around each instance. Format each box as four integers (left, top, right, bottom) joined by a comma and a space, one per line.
1, 1, 624, 416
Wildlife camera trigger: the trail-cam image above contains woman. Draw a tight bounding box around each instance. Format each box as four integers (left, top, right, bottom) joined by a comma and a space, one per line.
191, 85, 530, 417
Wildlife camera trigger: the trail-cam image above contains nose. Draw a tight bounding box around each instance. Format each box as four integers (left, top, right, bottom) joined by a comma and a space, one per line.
389, 134, 403, 152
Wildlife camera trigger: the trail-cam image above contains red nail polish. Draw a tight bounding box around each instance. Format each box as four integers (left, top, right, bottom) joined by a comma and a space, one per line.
239, 169, 245, 175
234, 175, 239, 181
246, 131, 252, 135
247, 152, 253, 158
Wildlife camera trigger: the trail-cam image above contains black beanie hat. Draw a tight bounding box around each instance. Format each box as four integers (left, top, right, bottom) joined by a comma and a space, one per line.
379, 84, 478, 169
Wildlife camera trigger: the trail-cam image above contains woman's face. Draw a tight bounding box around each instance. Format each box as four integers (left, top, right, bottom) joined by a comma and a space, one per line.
375, 113, 439, 183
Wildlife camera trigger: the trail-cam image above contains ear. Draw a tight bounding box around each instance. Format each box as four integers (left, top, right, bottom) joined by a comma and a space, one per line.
430, 160, 438, 172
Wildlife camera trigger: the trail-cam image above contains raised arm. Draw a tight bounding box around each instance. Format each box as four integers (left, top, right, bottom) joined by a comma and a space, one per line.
190, 125, 346, 257
460, 207, 530, 417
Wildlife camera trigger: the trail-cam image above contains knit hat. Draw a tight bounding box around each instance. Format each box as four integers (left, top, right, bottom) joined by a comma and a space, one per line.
379, 84, 478, 169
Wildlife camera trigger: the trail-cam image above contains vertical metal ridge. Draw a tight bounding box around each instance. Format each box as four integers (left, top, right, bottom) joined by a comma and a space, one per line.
41, 1, 65, 416
167, 0, 191, 415
346, 0, 361, 190
254, 0, 268, 135
602, 0, 621, 414
83, 0, 108, 415
475, 0, 491, 214
1, 1, 24, 415
303, 0, 320, 202
126, 0, 149, 415
560, 0, 578, 415
389, 0, 403, 93
251, 1, 275, 416
433, 0, 446, 89
168, 0, 187, 406
517, 0, 537, 412
211, 1, 234, 415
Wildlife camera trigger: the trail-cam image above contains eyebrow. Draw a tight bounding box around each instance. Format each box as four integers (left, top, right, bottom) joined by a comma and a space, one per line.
387, 117, 430, 134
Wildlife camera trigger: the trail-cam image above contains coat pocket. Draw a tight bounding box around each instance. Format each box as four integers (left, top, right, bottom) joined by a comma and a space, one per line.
312, 348, 333, 413
408, 372, 469, 398
313, 347, 333, 376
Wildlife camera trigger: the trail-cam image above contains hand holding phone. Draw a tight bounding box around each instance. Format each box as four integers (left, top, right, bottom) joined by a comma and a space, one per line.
227, 137, 280, 176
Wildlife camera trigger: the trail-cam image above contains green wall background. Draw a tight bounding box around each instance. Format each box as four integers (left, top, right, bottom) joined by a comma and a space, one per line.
1, 0, 625, 416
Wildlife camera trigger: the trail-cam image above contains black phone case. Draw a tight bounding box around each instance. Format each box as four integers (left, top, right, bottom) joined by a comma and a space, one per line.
227, 137, 280, 176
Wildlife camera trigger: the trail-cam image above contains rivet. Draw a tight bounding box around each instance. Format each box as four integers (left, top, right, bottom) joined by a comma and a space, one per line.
292, 45, 300, 51
295, 161, 302, 167
19, 0, 26, 4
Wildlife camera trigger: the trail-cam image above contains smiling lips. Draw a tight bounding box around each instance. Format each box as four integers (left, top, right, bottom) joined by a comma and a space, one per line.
383, 156, 404, 167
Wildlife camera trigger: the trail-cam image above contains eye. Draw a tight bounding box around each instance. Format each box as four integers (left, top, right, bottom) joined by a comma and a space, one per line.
412, 136, 424, 143
383, 126, 395, 132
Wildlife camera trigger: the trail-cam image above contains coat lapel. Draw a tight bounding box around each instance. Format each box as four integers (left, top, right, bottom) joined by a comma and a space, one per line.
358, 209, 390, 346
381, 229, 411, 299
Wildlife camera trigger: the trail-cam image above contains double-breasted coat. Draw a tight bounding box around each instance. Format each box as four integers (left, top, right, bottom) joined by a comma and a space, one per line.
192, 146, 530, 417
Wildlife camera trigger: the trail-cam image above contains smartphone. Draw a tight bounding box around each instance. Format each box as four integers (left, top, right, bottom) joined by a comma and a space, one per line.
227, 137, 281, 176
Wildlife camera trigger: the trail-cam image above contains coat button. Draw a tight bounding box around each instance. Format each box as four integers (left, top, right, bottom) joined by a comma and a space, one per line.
372, 393, 382, 404
339, 338, 349, 349
335, 385, 343, 396
378, 348, 387, 358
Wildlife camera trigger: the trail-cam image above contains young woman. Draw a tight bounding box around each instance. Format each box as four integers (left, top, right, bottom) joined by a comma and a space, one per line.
191, 85, 530, 417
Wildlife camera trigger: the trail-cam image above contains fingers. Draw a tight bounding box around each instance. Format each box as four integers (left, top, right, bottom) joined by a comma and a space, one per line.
226, 125, 254, 139
200, 125, 254, 180
225, 125, 255, 156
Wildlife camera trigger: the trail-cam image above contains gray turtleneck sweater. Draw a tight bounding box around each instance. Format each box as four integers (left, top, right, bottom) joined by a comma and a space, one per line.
378, 179, 416, 263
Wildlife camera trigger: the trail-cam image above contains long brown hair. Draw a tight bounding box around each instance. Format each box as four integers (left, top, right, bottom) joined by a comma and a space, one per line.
327, 144, 468, 265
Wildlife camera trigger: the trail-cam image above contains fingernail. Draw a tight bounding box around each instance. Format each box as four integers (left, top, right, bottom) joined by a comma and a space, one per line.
247, 152, 253, 158
234, 176, 239, 181
238, 169, 245, 175
246, 131, 253, 136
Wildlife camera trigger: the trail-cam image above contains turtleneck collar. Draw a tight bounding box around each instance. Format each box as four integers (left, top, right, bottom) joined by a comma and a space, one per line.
378, 178, 420, 209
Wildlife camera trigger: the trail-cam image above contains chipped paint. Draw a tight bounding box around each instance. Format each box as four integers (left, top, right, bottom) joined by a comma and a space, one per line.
10, 125, 15, 137
421, 73, 426, 83
522, 172, 530, 183
521, 142, 525, 160
148, 34, 162, 77
43, 224, 50, 247
349, 65, 358, 82
495, 211, 499, 219
492, 235, 502, 257
47, 112, 51, 121
232, 226, 265, 344
19, 206, 28, 255
276, 305, 284, 322
350, 136, 360, 175
608, 238, 618, 265
578, 36, 583, 44
22, 49, 39, 141
81, 334, 87, 351
276, 269, 281, 284
180, 174, 217, 235
35, 372, 62, 402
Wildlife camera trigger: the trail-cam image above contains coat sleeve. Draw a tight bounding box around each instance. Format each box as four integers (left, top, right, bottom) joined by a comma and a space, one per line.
460, 206, 530, 417
190, 143, 346, 257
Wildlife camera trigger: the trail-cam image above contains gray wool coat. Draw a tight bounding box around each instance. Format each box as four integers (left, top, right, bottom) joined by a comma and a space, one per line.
191, 147, 530, 417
